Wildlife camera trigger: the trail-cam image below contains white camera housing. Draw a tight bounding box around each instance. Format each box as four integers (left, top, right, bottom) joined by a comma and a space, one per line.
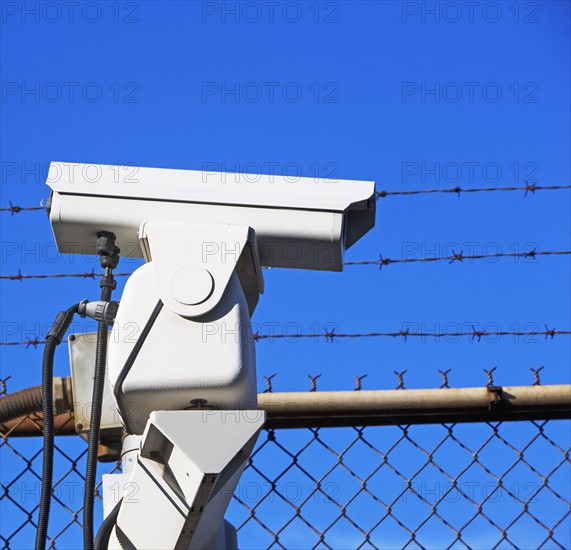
46, 162, 375, 271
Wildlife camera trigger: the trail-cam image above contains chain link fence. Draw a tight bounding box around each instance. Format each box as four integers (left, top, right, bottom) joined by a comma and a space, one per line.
1, 377, 570, 549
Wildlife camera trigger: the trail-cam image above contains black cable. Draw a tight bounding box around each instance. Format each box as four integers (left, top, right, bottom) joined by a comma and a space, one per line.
84, 232, 120, 550
36, 304, 79, 550
94, 498, 123, 550
35, 336, 57, 550
83, 278, 115, 550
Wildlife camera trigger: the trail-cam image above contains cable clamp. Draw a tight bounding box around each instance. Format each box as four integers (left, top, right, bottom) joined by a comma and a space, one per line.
78, 300, 119, 325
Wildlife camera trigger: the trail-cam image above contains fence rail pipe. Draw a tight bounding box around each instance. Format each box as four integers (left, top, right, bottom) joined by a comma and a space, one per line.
2, 384, 569, 436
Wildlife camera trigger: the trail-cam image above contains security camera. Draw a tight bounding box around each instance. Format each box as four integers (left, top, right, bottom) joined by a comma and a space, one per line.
46, 162, 376, 547
47, 161, 376, 433
46, 161, 375, 271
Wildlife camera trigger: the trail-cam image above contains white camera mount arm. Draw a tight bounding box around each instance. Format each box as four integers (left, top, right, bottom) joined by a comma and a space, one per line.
108, 220, 263, 435
107, 410, 265, 549
104, 220, 265, 549
139, 221, 264, 318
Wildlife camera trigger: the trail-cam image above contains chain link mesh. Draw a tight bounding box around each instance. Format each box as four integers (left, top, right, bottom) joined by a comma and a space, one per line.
1, 379, 570, 549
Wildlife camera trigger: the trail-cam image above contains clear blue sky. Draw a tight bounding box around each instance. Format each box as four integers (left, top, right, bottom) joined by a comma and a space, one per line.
1, 1, 569, 548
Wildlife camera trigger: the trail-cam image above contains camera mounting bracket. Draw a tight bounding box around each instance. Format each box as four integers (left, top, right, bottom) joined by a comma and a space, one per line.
138, 221, 264, 318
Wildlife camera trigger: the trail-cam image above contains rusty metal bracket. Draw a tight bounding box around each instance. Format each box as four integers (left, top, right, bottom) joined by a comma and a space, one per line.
487, 385, 504, 411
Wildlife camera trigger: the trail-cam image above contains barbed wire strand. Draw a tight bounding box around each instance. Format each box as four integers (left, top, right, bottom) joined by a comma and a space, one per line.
2, 184, 571, 214
1, 328, 568, 348
252, 327, 571, 341
0, 202, 45, 214
344, 249, 571, 267
0, 269, 134, 281
2, 249, 569, 282
376, 183, 571, 198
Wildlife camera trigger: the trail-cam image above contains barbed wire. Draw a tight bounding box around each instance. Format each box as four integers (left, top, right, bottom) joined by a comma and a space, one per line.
2, 249, 569, 282
344, 249, 571, 267
1, 327, 568, 348
2, 184, 570, 215
252, 327, 569, 341
254, 365, 551, 390
0, 269, 134, 281
0, 202, 45, 214
0, 366, 554, 392
376, 183, 571, 198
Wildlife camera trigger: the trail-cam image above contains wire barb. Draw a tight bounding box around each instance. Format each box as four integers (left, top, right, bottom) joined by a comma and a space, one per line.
449, 250, 464, 264
544, 325, 557, 339
263, 374, 276, 393
354, 374, 367, 391
308, 374, 322, 392
26, 338, 44, 349
471, 325, 485, 342
524, 182, 536, 197
394, 370, 407, 390
0, 376, 11, 396
484, 367, 497, 387
530, 366, 544, 386
439, 369, 451, 389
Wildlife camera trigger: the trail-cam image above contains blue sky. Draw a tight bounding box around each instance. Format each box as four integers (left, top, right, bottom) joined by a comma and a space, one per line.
1, 1, 570, 548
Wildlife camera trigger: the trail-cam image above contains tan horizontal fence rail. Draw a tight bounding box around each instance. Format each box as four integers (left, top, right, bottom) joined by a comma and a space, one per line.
2, 383, 570, 437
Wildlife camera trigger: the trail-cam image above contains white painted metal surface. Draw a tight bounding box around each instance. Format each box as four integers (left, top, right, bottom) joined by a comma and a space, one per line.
68, 332, 120, 433
139, 221, 263, 318
107, 410, 265, 549
108, 262, 257, 435
46, 162, 376, 271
